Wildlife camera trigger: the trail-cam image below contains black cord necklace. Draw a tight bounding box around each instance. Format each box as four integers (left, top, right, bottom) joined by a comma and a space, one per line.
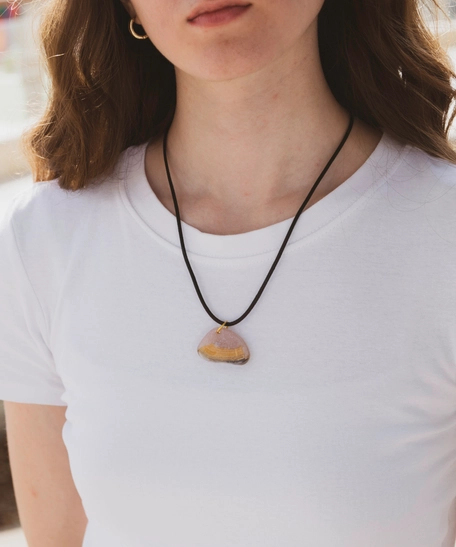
162, 113, 355, 365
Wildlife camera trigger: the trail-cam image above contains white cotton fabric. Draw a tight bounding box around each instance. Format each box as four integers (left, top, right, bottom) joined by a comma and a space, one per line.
1, 132, 456, 547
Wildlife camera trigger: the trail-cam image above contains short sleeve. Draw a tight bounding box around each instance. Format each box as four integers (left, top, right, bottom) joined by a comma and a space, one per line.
0, 196, 67, 405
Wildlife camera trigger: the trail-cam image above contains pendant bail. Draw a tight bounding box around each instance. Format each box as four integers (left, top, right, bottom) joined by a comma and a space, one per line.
216, 321, 227, 334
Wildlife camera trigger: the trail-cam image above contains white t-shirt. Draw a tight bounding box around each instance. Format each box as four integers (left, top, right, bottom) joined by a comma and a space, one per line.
1, 131, 456, 547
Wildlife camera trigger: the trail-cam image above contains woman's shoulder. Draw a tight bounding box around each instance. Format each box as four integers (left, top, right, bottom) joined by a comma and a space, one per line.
0, 176, 111, 241
396, 137, 456, 188
0, 145, 144, 266
2, 143, 146, 230
382, 137, 456, 245
379, 134, 456, 211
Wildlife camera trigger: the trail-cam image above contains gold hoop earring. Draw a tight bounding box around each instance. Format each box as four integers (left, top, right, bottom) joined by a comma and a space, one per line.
129, 19, 148, 40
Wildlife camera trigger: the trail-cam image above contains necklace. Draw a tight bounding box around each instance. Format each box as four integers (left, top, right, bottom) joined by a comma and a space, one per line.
162, 113, 355, 365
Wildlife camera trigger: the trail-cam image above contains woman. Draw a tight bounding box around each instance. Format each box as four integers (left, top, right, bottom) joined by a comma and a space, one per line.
1, 0, 456, 545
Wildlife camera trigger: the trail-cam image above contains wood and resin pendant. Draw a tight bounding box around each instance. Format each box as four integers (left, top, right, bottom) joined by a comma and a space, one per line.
197, 323, 250, 365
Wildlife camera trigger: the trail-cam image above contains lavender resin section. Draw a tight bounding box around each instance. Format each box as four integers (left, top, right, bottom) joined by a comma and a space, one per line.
197, 326, 250, 365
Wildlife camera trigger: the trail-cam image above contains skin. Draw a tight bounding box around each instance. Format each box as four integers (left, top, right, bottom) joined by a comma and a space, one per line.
121, 0, 383, 235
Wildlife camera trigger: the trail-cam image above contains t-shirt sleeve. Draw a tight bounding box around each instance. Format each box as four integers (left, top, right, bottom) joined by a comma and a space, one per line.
0, 196, 67, 406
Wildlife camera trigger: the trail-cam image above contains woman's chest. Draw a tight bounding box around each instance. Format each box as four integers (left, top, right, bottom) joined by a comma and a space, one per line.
51, 247, 456, 546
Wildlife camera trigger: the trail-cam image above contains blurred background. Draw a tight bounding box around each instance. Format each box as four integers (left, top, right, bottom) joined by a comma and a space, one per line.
1, 0, 456, 545
0, 1, 45, 545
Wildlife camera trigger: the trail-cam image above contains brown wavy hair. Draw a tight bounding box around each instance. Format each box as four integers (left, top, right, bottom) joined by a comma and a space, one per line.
23, 0, 456, 190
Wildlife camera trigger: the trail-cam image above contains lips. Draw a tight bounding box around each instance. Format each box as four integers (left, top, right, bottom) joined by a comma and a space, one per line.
187, 1, 252, 22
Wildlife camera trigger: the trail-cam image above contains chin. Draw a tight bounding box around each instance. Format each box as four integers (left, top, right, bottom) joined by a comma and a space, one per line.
176, 46, 278, 83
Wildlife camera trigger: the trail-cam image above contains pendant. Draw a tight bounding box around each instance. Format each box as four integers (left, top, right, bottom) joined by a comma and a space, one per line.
197, 323, 250, 365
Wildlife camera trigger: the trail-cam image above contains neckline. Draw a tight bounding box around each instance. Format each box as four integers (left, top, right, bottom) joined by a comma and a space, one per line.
120, 131, 409, 261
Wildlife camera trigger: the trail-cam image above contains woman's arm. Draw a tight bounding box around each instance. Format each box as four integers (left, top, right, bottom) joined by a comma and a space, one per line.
3, 402, 88, 546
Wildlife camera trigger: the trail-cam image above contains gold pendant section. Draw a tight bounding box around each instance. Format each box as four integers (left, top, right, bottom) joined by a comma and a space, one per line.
197, 323, 250, 365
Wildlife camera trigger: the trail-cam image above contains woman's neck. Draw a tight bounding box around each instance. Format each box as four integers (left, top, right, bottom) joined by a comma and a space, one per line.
144, 25, 383, 235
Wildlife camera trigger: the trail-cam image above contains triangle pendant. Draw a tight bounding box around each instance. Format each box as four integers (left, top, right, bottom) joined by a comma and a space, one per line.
197, 325, 250, 365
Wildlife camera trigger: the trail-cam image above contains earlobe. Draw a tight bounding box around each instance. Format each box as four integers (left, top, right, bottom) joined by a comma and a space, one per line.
119, 0, 139, 22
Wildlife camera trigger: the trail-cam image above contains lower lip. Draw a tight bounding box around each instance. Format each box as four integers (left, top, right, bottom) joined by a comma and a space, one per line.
188, 5, 251, 27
